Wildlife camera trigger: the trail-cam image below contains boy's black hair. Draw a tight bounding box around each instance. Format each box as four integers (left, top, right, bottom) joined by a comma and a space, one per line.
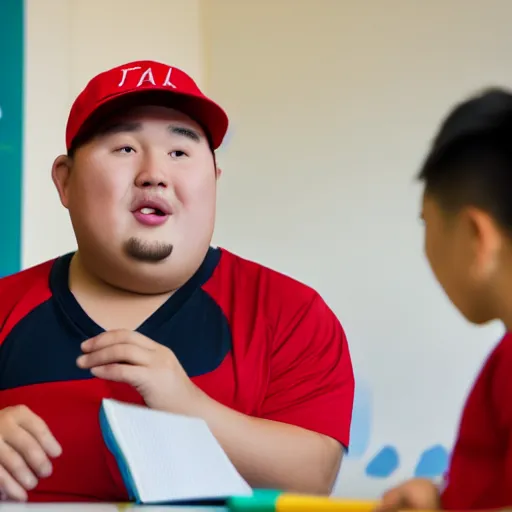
418, 87, 512, 230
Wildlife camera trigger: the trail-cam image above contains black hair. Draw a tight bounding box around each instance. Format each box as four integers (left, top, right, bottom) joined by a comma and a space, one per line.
67, 131, 93, 158
67, 93, 216, 158
418, 87, 512, 230
67, 122, 215, 159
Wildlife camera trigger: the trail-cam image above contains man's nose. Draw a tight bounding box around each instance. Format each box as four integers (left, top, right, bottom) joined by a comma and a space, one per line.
134, 165, 169, 188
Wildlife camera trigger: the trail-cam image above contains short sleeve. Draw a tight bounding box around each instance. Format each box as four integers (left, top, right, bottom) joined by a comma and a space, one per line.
490, 333, 512, 506
440, 333, 512, 509
260, 292, 354, 448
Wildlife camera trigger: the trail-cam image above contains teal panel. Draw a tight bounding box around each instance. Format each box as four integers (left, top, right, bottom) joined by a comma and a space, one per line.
0, 0, 24, 277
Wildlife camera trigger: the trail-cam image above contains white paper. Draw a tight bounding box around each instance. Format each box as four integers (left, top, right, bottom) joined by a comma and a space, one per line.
102, 399, 253, 504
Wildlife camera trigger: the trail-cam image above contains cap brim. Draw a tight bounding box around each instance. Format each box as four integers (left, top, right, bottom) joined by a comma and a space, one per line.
73, 88, 229, 150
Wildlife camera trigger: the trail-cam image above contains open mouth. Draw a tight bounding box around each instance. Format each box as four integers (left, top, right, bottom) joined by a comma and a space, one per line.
139, 207, 166, 217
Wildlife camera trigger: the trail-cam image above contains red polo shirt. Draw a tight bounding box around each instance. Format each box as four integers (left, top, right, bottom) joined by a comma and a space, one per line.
0, 247, 354, 502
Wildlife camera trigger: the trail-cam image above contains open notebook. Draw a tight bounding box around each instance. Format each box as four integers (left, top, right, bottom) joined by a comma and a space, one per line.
99, 398, 253, 505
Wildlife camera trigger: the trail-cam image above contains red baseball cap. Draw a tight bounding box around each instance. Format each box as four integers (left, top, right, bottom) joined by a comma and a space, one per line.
66, 60, 229, 151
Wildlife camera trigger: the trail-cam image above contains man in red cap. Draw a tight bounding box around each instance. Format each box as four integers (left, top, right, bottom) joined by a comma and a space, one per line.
0, 61, 354, 502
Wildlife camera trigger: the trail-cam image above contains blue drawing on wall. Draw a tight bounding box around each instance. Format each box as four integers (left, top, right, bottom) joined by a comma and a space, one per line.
347, 376, 372, 458
348, 375, 450, 480
414, 444, 449, 478
366, 446, 400, 478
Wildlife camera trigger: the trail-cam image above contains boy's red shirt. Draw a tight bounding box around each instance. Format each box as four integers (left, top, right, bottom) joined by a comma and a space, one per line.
441, 332, 512, 509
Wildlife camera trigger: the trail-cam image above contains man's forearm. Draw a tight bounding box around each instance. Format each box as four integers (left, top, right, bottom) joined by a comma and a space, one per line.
188, 388, 342, 494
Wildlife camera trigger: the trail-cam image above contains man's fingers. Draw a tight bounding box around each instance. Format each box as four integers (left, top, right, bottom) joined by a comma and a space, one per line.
81, 330, 156, 352
4, 426, 53, 479
0, 440, 38, 491
0, 405, 62, 501
77, 344, 152, 369
0, 463, 28, 502
90, 363, 145, 385
16, 406, 62, 459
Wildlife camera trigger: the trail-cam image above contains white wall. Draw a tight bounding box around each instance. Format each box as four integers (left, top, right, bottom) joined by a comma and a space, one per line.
202, 0, 509, 497
23, 0, 204, 268
23, 0, 512, 499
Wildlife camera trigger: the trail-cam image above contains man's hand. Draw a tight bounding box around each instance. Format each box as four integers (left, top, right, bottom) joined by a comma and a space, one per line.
0, 405, 62, 502
376, 478, 440, 512
77, 329, 201, 414
77, 330, 342, 494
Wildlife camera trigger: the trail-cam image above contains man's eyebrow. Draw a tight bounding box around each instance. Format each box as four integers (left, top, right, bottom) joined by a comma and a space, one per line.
97, 121, 142, 137
94, 122, 202, 142
169, 125, 202, 143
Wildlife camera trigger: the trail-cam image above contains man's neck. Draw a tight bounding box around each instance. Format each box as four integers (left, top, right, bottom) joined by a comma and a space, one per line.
68, 252, 173, 330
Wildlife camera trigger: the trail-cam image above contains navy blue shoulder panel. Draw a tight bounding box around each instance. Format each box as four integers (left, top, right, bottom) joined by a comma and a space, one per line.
0, 298, 91, 390
139, 288, 232, 378
0, 248, 232, 390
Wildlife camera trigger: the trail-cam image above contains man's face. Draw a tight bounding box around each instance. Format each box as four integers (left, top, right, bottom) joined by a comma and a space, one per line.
53, 104, 219, 290
422, 192, 502, 324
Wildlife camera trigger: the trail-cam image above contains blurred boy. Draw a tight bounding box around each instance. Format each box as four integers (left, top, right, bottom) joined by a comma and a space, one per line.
379, 88, 512, 510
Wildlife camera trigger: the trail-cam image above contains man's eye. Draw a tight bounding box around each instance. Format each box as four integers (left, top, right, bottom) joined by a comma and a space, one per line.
170, 150, 186, 158
116, 146, 135, 154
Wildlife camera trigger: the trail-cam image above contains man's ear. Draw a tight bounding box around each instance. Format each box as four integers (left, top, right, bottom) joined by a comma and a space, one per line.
215, 166, 223, 180
51, 155, 73, 209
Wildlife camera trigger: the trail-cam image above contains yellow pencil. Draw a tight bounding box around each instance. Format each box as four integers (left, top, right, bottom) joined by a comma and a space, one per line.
228, 490, 378, 512
275, 495, 377, 512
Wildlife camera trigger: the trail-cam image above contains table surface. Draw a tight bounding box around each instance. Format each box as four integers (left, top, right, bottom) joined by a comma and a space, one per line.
0, 505, 226, 511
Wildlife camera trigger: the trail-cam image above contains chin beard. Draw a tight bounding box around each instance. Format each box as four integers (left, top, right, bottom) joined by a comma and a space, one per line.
123, 237, 173, 262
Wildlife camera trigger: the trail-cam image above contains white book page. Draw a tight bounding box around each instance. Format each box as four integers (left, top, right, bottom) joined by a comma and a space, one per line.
102, 399, 253, 504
